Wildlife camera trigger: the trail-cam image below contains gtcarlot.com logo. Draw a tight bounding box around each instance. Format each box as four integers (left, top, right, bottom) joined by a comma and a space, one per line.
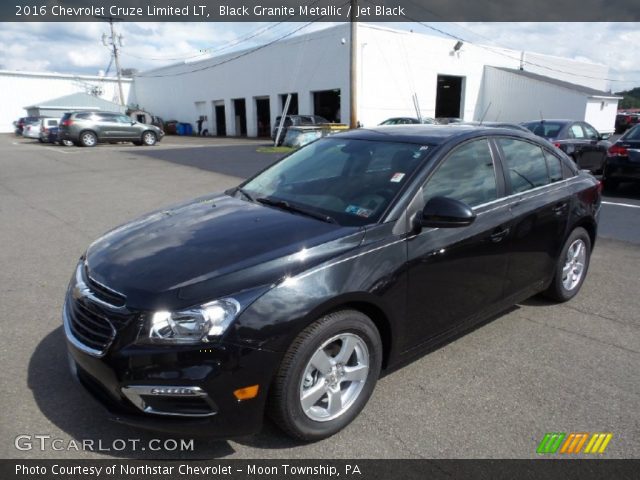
537, 432, 613, 455
14, 434, 194, 452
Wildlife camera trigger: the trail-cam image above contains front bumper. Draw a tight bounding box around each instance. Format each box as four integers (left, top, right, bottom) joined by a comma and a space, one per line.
64, 303, 282, 437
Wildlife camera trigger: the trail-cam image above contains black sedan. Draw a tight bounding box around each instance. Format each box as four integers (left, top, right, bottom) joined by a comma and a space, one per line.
63, 125, 600, 441
602, 124, 640, 191
522, 119, 611, 173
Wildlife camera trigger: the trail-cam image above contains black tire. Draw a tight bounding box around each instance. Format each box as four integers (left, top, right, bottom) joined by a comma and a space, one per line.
79, 131, 97, 147
141, 131, 157, 146
268, 310, 382, 441
544, 227, 591, 302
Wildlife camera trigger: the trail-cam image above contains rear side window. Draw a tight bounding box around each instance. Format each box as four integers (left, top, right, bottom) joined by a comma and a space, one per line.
423, 139, 497, 207
498, 138, 550, 193
568, 124, 585, 139
75, 113, 90, 120
543, 150, 563, 183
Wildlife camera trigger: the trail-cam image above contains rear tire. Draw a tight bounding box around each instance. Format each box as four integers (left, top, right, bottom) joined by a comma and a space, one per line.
79, 131, 97, 147
544, 227, 591, 302
268, 310, 382, 441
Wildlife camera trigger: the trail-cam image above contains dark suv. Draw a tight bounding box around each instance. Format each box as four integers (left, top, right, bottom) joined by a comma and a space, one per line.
58, 111, 164, 147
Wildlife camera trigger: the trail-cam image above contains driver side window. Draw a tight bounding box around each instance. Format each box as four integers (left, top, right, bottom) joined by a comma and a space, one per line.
422, 139, 498, 208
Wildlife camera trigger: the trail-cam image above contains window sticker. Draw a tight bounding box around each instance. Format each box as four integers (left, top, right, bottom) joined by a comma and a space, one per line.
390, 172, 405, 183
345, 205, 373, 218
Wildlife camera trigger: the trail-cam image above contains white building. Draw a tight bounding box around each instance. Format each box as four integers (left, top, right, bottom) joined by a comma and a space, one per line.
0, 70, 131, 132
131, 23, 619, 137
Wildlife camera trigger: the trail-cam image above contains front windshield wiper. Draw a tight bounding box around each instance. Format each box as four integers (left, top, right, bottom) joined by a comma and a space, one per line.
256, 197, 337, 224
235, 187, 255, 202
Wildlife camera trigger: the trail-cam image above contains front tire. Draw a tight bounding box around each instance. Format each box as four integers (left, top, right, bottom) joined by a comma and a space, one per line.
268, 310, 382, 441
544, 227, 591, 302
142, 131, 157, 146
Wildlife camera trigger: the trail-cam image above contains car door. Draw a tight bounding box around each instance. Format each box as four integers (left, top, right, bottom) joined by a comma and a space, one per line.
404, 137, 511, 350
564, 123, 594, 170
95, 113, 121, 140
494, 137, 571, 298
115, 114, 138, 140
581, 122, 607, 172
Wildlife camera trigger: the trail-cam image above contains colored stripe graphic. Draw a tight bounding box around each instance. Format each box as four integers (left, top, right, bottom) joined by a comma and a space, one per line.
584, 433, 613, 454
538, 433, 613, 454
537, 433, 566, 454
560, 433, 589, 454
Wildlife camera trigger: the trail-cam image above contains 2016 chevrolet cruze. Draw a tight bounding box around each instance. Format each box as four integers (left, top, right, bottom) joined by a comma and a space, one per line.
64, 125, 600, 440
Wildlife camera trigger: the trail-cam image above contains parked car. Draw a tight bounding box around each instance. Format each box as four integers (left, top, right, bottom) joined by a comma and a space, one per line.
38, 118, 60, 143
522, 120, 611, 173
379, 117, 438, 125
435, 117, 462, 124
14, 116, 41, 135
22, 119, 43, 139
602, 124, 640, 191
272, 115, 329, 145
45, 127, 74, 146
614, 113, 639, 134
455, 121, 531, 133
64, 125, 600, 441
58, 111, 164, 147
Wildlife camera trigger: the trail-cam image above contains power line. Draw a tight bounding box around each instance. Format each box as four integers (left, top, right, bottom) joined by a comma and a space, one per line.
121, 22, 287, 62
136, 13, 345, 79
391, 0, 640, 84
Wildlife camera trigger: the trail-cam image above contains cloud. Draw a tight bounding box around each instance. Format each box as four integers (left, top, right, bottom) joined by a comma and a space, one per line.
0, 21, 637, 90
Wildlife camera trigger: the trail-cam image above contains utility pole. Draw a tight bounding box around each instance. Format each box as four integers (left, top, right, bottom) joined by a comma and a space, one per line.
349, 0, 357, 129
98, 16, 125, 106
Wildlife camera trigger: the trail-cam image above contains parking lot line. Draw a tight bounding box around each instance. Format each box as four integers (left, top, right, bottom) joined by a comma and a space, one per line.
602, 201, 640, 209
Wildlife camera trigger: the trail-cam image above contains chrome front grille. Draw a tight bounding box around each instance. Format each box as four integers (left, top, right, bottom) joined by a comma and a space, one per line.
64, 262, 135, 357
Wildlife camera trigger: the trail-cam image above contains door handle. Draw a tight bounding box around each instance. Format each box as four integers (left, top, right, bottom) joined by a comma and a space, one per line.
490, 227, 510, 243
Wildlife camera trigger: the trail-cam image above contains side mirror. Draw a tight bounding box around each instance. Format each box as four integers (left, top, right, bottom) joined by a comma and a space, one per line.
416, 196, 476, 229
599, 132, 611, 141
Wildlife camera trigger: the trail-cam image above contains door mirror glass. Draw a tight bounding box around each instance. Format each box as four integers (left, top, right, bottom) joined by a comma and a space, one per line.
418, 196, 476, 229
599, 132, 611, 141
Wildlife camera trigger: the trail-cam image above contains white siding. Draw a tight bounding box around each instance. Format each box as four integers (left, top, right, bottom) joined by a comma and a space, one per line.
0, 71, 132, 132
585, 98, 618, 133
132, 24, 351, 137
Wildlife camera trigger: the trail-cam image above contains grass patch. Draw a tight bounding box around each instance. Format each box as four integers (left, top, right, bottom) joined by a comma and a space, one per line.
256, 146, 294, 154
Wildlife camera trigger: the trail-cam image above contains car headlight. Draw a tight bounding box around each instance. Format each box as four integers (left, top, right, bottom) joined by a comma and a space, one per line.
144, 298, 241, 344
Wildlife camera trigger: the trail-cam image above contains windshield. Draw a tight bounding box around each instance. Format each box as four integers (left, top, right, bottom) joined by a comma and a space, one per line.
239, 137, 430, 226
523, 121, 565, 139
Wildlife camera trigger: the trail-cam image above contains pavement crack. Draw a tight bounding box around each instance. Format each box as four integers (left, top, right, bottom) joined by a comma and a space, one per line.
521, 315, 640, 356
562, 303, 638, 328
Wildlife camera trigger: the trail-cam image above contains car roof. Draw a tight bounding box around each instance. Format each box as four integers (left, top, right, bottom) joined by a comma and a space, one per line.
334, 124, 540, 145
522, 119, 574, 124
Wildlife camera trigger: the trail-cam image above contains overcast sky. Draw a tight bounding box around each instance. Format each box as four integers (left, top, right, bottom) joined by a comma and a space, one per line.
0, 22, 638, 91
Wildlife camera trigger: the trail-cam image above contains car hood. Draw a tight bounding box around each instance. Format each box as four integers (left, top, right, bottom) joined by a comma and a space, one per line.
85, 194, 364, 310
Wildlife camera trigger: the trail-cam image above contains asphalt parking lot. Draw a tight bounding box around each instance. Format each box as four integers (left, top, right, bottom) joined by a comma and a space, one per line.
1, 134, 638, 459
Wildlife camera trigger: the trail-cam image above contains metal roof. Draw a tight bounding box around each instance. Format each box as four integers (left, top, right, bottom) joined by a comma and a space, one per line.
490, 67, 622, 99
24, 92, 123, 111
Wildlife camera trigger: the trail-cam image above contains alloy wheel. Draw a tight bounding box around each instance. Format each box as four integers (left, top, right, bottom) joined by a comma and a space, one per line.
562, 239, 586, 291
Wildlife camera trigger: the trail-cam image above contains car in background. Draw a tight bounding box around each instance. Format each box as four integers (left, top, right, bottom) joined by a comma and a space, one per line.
602, 124, 640, 191
615, 113, 639, 134
379, 117, 438, 125
22, 119, 43, 139
435, 117, 462, 125
38, 118, 60, 143
522, 120, 611, 173
455, 121, 531, 133
63, 125, 600, 441
58, 111, 164, 147
272, 115, 330, 145
14, 116, 42, 135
